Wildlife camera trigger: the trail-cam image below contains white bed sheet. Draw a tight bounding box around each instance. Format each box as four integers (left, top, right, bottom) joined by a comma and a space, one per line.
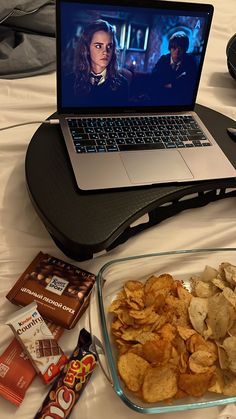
0, 0, 236, 417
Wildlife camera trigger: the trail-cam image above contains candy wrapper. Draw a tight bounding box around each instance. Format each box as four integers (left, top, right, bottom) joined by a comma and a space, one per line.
0, 322, 63, 406
6, 252, 96, 329
6, 302, 67, 385
34, 328, 97, 419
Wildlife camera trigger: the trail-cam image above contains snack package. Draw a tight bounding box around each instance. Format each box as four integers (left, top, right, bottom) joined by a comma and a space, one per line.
34, 328, 97, 419
6, 302, 67, 385
6, 252, 96, 329
0, 338, 36, 406
0, 322, 64, 406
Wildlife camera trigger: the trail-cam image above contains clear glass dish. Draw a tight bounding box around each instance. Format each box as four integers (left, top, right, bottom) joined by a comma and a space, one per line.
89, 248, 236, 414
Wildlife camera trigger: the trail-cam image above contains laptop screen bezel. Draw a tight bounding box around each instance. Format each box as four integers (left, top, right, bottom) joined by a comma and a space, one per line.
56, 0, 214, 115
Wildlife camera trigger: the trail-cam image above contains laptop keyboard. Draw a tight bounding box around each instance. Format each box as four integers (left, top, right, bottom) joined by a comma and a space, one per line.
67, 115, 212, 154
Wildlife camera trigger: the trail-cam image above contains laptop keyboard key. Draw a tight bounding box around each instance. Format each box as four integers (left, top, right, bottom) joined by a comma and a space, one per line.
116, 138, 126, 145
119, 143, 165, 151
96, 145, 106, 152
107, 145, 119, 152
96, 139, 106, 145
71, 133, 89, 140
86, 146, 97, 152
75, 146, 86, 153
73, 139, 96, 146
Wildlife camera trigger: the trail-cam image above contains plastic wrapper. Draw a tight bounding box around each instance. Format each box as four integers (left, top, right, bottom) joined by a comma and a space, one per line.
34, 328, 97, 418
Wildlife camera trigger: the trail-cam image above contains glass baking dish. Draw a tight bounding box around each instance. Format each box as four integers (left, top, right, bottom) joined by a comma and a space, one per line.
89, 248, 236, 414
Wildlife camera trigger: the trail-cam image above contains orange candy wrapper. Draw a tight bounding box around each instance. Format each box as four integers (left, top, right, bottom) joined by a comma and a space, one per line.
34, 328, 97, 419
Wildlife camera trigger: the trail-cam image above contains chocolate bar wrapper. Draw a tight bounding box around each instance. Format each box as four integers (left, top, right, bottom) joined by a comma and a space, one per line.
34, 328, 97, 419
6, 302, 68, 385
6, 252, 96, 329
0, 322, 63, 406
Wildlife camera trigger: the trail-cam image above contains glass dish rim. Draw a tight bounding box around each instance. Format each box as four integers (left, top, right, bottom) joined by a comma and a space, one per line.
95, 247, 236, 414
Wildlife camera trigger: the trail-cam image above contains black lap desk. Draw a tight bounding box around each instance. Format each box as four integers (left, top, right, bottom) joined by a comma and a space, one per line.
25, 105, 236, 261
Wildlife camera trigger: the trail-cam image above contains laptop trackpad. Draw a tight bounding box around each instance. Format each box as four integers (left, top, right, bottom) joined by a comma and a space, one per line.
121, 150, 194, 184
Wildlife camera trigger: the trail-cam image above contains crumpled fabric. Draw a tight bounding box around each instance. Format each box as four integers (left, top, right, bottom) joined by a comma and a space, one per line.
0, 0, 56, 78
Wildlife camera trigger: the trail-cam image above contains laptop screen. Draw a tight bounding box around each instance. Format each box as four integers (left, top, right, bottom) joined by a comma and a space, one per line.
57, 0, 213, 113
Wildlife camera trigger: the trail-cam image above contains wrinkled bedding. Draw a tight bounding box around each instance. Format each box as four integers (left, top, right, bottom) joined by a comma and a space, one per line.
0, 0, 56, 78
0, 0, 236, 418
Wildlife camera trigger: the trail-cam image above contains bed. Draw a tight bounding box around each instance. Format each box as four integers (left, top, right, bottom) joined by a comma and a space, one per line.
1, 0, 236, 418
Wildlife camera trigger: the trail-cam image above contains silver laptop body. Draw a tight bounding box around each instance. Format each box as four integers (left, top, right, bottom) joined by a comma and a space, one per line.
56, 0, 236, 190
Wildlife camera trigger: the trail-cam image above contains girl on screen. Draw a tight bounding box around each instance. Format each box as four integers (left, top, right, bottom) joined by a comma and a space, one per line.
67, 19, 128, 107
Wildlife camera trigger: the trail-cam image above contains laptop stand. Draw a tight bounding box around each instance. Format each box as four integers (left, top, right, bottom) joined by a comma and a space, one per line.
25, 104, 236, 261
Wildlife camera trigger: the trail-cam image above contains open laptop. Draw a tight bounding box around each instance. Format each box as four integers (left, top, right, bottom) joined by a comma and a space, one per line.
56, 0, 236, 190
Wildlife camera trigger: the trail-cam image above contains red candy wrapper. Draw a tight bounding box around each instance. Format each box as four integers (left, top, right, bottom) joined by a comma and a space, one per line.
34, 328, 97, 419
6, 302, 67, 385
0, 322, 64, 406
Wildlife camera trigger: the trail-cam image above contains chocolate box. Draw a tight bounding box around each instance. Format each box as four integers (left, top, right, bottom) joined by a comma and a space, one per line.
6, 252, 96, 329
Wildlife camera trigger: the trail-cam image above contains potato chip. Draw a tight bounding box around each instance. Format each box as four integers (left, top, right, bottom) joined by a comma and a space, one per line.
222, 287, 236, 309
217, 345, 228, 370
158, 323, 176, 342
117, 308, 135, 326
205, 340, 218, 356
144, 274, 174, 295
116, 339, 132, 355
222, 336, 236, 374
124, 280, 143, 293
172, 334, 186, 354
144, 292, 165, 310
189, 350, 217, 374
179, 352, 189, 373
142, 338, 172, 365
169, 346, 180, 368
220, 262, 236, 286
211, 277, 228, 291
124, 281, 145, 310
177, 325, 196, 341
206, 293, 235, 340
142, 365, 177, 402
186, 333, 209, 353
117, 352, 149, 392
111, 320, 123, 338
222, 370, 236, 396
108, 298, 125, 313
151, 314, 168, 331
143, 291, 156, 307
130, 292, 145, 309
134, 312, 160, 327
228, 320, 236, 337
128, 343, 144, 357
208, 367, 224, 394
125, 300, 140, 310
121, 327, 143, 342
176, 282, 192, 303
166, 295, 190, 326
192, 279, 218, 298
135, 331, 160, 345
200, 265, 219, 282
188, 297, 208, 334
129, 305, 154, 320
173, 388, 188, 399
111, 317, 123, 330
178, 371, 214, 397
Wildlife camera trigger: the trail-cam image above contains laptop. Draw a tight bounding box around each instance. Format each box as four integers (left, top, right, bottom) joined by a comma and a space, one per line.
56, 0, 236, 190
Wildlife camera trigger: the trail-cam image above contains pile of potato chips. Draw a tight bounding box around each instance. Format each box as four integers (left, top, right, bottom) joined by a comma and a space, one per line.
108, 262, 236, 403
